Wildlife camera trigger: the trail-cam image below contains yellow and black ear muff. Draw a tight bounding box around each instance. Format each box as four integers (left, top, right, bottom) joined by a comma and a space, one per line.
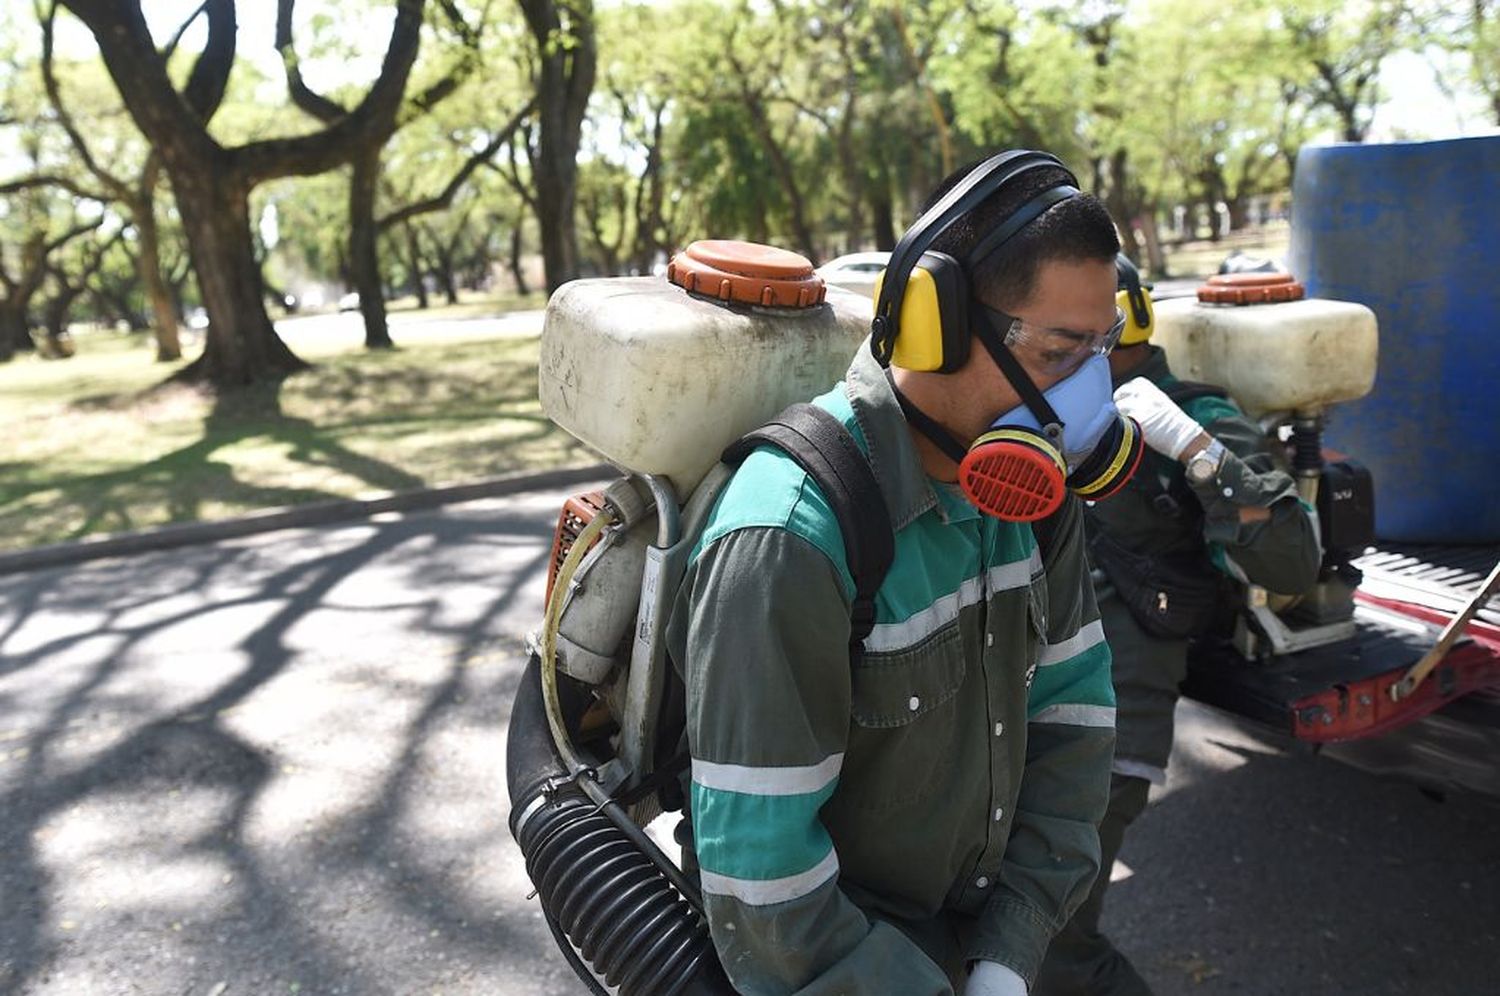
870, 150, 1074, 373
870, 251, 969, 373
1115, 253, 1154, 346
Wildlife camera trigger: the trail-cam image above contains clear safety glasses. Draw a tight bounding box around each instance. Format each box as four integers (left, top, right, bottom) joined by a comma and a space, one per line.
983, 305, 1127, 378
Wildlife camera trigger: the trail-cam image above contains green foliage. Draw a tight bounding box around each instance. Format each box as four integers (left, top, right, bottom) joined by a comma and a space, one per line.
5, 0, 1496, 355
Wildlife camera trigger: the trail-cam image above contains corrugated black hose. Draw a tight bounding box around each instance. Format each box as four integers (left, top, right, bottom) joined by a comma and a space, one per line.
507, 653, 732, 995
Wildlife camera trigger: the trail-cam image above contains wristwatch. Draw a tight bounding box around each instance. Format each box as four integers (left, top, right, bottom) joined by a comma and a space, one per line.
1184, 438, 1226, 486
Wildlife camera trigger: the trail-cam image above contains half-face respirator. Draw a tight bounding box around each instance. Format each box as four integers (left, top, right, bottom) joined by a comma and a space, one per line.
871, 151, 1143, 521
893, 323, 1142, 521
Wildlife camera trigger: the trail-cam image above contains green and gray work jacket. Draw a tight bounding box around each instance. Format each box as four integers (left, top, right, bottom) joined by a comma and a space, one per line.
1087, 345, 1320, 780
665, 345, 1114, 994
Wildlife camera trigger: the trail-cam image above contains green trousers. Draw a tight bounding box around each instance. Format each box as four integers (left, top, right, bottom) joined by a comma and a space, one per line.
1033, 773, 1153, 995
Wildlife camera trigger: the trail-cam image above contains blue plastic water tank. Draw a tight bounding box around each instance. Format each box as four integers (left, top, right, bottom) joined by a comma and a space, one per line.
1288, 137, 1500, 543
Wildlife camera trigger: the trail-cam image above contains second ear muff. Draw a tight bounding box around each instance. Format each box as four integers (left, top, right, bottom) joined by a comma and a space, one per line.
1115, 253, 1154, 346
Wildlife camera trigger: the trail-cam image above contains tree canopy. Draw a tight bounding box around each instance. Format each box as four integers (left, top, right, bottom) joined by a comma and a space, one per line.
1, 0, 1494, 383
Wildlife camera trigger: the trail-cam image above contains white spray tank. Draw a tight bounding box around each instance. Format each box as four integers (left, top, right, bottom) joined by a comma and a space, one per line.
536, 241, 874, 789
1152, 272, 1380, 656
1151, 273, 1378, 418
540, 241, 874, 496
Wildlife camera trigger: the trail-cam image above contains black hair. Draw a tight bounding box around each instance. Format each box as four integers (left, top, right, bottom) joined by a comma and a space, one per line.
920, 155, 1120, 310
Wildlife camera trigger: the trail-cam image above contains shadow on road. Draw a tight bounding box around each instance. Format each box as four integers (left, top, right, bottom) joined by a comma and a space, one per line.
0, 499, 572, 995
4, 493, 1497, 995
1104, 710, 1500, 995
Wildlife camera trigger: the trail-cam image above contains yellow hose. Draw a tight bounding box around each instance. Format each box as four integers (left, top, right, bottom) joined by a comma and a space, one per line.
539, 507, 616, 774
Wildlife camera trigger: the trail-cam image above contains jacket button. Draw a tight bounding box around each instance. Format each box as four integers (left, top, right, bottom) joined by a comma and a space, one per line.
975, 876, 990, 888
994, 722, 1004, 737
908, 696, 920, 711
994, 806, 1004, 821
986, 632, 994, 647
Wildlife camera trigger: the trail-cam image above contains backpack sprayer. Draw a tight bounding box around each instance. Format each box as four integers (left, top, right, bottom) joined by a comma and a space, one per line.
1151, 272, 1380, 657
507, 242, 875, 995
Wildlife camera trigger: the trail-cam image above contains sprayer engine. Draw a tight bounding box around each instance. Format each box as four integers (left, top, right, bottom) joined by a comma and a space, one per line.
1230, 412, 1377, 659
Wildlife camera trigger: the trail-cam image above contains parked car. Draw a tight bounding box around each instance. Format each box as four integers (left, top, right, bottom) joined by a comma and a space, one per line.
337, 291, 361, 312
814, 251, 890, 296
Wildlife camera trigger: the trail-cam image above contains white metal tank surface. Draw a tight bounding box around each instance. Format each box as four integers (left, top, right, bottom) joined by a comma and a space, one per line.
539, 243, 874, 495
1152, 276, 1378, 416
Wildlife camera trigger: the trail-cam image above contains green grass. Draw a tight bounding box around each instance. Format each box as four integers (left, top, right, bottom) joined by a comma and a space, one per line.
0, 313, 594, 552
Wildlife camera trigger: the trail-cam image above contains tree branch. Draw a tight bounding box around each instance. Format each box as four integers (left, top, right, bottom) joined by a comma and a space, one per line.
0, 173, 110, 202
59, 0, 222, 157
39, 1, 131, 203
45, 216, 105, 255
485, 129, 537, 210
400, 0, 484, 120
161, 0, 210, 62
274, 0, 348, 122
179, 0, 235, 123
377, 97, 535, 230
235, 0, 427, 185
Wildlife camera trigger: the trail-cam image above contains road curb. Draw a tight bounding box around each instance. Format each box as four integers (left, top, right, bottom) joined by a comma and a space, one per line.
0, 463, 613, 576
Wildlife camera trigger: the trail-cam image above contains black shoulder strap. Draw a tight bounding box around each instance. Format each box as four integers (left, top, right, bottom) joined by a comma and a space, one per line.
722, 404, 895, 663
1163, 379, 1228, 407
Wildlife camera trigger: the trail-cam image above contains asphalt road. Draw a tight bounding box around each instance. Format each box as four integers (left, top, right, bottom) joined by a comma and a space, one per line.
2, 484, 1496, 996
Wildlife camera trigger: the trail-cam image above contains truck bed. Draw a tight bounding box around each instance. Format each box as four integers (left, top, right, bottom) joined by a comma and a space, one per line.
1180, 542, 1500, 796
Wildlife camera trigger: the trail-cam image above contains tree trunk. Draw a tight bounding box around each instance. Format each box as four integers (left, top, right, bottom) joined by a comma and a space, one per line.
1140, 210, 1169, 279
401, 223, 430, 309
42, 286, 83, 357
62, 0, 430, 387
350, 150, 393, 347
135, 208, 182, 361
508, 212, 528, 296
0, 305, 32, 361
745, 93, 817, 263
1227, 196, 1251, 232
172, 168, 305, 384
532, 153, 580, 293
869, 183, 897, 252
1340, 106, 1364, 143
92, 288, 148, 330
521, 0, 596, 293
1105, 149, 1144, 262
432, 236, 459, 305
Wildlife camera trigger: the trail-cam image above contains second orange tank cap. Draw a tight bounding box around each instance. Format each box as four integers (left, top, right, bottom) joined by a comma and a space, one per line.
667, 240, 827, 309
1197, 271, 1306, 305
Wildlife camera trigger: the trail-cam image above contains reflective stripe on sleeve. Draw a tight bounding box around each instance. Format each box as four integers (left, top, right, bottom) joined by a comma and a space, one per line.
1037, 619, 1105, 667
1030, 703, 1117, 728
691, 753, 844, 796
699, 849, 840, 907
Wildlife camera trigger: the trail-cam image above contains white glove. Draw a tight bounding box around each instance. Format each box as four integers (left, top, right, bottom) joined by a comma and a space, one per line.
963, 961, 1028, 996
1112, 376, 1207, 460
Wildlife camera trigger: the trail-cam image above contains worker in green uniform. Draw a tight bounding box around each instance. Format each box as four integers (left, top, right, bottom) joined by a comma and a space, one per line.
666, 151, 1136, 994
1033, 268, 1322, 995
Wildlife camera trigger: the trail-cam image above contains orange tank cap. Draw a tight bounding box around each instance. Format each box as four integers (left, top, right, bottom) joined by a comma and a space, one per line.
1197, 271, 1306, 305
667, 240, 827, 309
